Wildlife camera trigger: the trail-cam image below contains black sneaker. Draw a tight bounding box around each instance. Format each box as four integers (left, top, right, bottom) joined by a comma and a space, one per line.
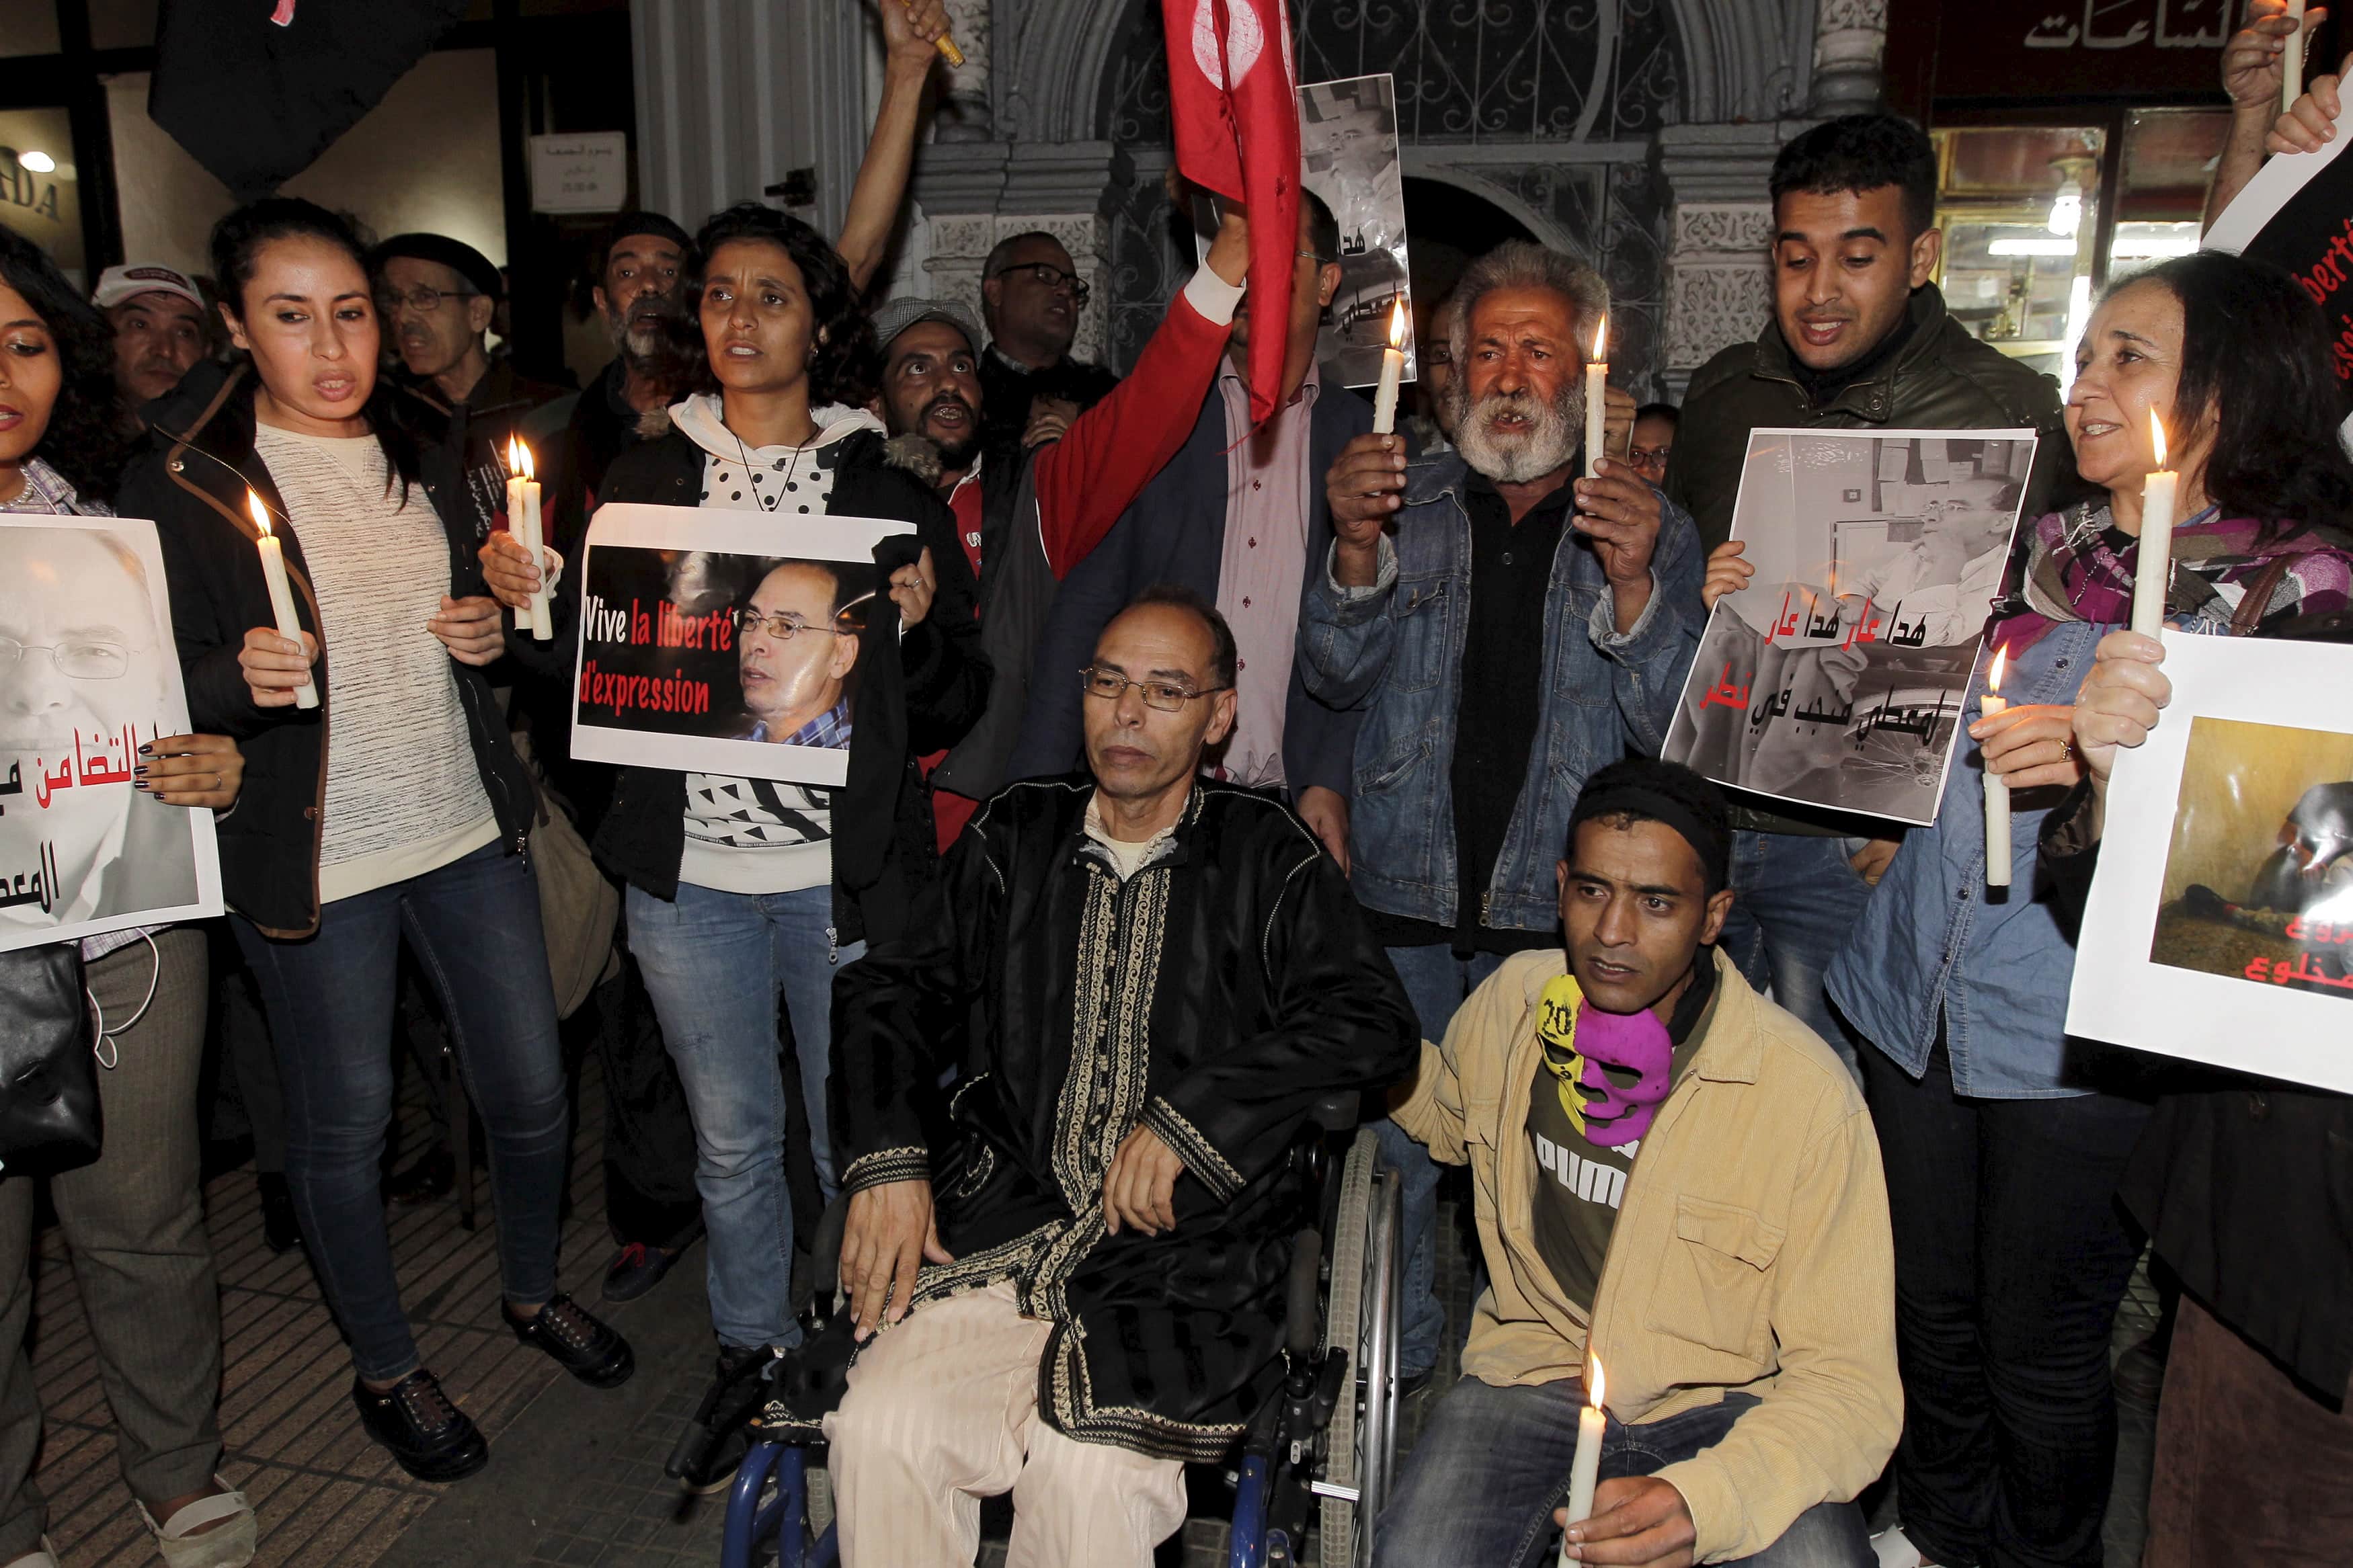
257, 1173, 301, 1255
506, 1293, 634, 1388
352, 1370, 489, 1483
602, 1240, 685, 1305
678, 1345, 774, 1493
385, 1145, 454, 1206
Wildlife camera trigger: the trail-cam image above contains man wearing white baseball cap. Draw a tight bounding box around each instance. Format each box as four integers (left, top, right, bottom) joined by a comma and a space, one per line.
91, 263, 208, 409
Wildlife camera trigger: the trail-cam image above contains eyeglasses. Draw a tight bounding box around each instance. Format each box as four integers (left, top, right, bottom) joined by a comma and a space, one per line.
735, 591, 875, 642
374, 285, 480, 315
0, 636, 128, 680
1297, 249, 1336, 267
992, 263, 1091, 304
1078, 665, 1228, 712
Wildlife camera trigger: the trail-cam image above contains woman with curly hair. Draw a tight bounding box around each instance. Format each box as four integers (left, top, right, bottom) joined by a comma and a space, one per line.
483, 202, 987, 1485
0, 225, 251, 1567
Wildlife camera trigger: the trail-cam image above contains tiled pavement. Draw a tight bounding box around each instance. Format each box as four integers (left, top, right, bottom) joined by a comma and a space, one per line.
18, 1063, 2162, 1568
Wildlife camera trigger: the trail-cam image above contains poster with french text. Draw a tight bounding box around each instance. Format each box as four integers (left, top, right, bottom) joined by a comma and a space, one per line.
569, 504, 913, 789
1661, 428, 2038, 827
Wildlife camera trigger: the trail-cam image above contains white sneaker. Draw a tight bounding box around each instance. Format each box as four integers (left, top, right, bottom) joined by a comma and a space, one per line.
2, 1537, 59, 1568
1870, 1525, 1937, 1568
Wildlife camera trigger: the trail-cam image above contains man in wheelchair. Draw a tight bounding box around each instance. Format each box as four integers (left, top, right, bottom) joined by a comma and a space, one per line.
1379, 759, 1899, 1567
818, 585, 1418, 1567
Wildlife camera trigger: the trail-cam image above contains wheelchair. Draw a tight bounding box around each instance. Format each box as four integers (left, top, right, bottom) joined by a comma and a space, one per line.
678, 1099, 1407, 1568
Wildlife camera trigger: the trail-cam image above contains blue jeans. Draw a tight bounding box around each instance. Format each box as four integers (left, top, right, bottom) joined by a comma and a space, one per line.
1716, 830, 1872, 1079
626, 881, 863, 1351
1378, 1378, 1872, 1567
235, 842, 569, 1383
1378, 944, 1505, 1376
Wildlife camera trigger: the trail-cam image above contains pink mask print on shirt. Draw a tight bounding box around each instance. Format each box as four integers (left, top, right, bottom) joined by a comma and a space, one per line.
1537, 974, 1675, 1148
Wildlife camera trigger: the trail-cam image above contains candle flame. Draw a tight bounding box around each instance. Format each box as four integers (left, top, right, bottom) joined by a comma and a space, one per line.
508, 436, 535, 482
2149, 409, 2168, 468
1591, 313, 1608, 362
1388, 298, 1406, 349
1988, 645, 2009, 692
1587, 1356, 1605, 1411
246, 489, 272, 538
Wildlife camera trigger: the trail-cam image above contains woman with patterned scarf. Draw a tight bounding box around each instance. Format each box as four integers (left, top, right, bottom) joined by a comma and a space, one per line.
1829, 249, 2352, 1568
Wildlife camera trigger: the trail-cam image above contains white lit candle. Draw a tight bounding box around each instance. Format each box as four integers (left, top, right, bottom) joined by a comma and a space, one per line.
1558, 1357, 1607, 1565
2286, 0, 2309, 112
1982, 645, 2011, 889
248, 490, 319, 711
2132, 411, 2178, 638
510, 438, 553, 641
1371, 299, 1406, 436
1583, 313, 1609, 479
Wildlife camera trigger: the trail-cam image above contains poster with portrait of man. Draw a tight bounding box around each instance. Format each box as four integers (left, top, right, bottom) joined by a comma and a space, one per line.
2068, 634, 2353, 1093
1661, 428, 2039, 826
1299, 73, 1413, 388
567, 503, 911, 787
0, 516, 223, 954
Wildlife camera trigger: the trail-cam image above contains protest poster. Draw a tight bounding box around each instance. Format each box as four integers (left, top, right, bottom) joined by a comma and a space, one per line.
2203, 106, 2353, 423
1197, 74, 1414, 388
2067, 634, 2353, 1093
567, 503, 913, 788
1300, 73, 1412, 388
0, 517, 222, 954
1661, 427, 2038, 826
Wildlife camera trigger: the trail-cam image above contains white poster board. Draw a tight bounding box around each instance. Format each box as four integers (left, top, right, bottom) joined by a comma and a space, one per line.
568, 503, 913, 788
0, 517, 222, 954
1661, 427, 2038, 826
2066, 634, 2353, 1093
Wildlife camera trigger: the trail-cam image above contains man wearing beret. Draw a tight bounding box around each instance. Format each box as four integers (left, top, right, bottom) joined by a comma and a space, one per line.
371, 232, 567, 540
1378, 757, 1898, 1568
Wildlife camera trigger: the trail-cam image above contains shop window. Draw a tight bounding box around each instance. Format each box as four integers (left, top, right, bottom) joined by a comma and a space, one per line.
0, 0, 60, 58
0, 106, 83, 283
1932, 124, 2108, 388
2109, 108, 2231, 278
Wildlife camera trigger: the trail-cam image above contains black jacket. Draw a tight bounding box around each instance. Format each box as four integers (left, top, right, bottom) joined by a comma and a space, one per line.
830, 778, 1417, 1459
118, 360, 536, 938
510, 422, 990, 945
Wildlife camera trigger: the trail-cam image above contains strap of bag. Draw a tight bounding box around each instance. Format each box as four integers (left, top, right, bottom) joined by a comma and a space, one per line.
2229, 554, 2297, 636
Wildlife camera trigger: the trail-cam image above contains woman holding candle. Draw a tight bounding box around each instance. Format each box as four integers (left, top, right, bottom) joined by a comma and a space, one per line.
1825, 250, 2353, 1568
480, 202, 986, 1487
118, 198, 635, 1487
0, 227, 255, 1568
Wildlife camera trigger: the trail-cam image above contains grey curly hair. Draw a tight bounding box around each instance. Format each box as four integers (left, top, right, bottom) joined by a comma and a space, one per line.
1444, 241, 1609, 425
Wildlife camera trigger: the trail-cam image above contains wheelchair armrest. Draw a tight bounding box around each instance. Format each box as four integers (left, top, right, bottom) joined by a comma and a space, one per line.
811, 1193, 852, 1299
1309, 1092, 1359, 1132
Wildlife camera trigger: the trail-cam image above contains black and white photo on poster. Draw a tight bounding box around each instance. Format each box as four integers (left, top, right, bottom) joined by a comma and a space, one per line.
1300, 73, 1413, 388
0, 516, 223, 954
567, 503, 912, 788
2067, 634, 2353, 1093
1661, 427, 2038, 826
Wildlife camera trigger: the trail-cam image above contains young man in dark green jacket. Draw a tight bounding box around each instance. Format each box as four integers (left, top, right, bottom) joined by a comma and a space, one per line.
1661, 113, 2078, 1075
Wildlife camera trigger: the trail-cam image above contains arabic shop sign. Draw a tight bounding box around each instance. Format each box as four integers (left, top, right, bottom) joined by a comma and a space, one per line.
1893, 0, 2232, 104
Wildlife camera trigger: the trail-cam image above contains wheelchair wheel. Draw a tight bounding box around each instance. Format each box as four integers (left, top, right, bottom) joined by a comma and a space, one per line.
1318, 1128, 1402, 1568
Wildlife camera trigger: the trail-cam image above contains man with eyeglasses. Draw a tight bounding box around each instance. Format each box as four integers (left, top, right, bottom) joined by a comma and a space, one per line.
975, 232, 1121, 464
1010, 190, 1367, 881
820, 584, 1416, 1567
733, 562, 865, 747
370, 233, 565, 544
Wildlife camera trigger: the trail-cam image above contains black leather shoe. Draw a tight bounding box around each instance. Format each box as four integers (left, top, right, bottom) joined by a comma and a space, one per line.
384, 1145, 454, 1206
678, 1345, 774, 1493
602, 1241, 684, 1305
352, 1370, 489, 1483
257, 1172, 301, 1255
506, 1293, 634, 1388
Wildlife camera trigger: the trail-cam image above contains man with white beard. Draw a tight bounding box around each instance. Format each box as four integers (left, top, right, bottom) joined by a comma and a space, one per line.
1301, 241, 1704, 1364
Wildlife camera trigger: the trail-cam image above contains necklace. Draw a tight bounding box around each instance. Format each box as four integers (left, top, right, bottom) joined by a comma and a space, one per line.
725, 422, 809, 515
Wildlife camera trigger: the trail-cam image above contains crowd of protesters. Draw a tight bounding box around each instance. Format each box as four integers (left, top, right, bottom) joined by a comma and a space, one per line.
0, 2, 2349, 1566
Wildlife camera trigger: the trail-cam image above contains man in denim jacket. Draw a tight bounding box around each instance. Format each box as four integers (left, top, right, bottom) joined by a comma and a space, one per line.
1299, 241, 1705, 1380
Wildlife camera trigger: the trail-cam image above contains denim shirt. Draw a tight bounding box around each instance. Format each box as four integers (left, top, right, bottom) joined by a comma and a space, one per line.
1825, 618, 2104, 1098
1296, 451, 1704, 932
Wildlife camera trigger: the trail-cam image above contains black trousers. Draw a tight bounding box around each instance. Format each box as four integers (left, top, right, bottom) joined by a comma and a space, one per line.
590, 951, 703, 1249
1860, 1043, 2150, 1568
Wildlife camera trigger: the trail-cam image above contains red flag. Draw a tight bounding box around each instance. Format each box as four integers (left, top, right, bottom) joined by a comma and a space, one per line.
1162, 0, 1300, 425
